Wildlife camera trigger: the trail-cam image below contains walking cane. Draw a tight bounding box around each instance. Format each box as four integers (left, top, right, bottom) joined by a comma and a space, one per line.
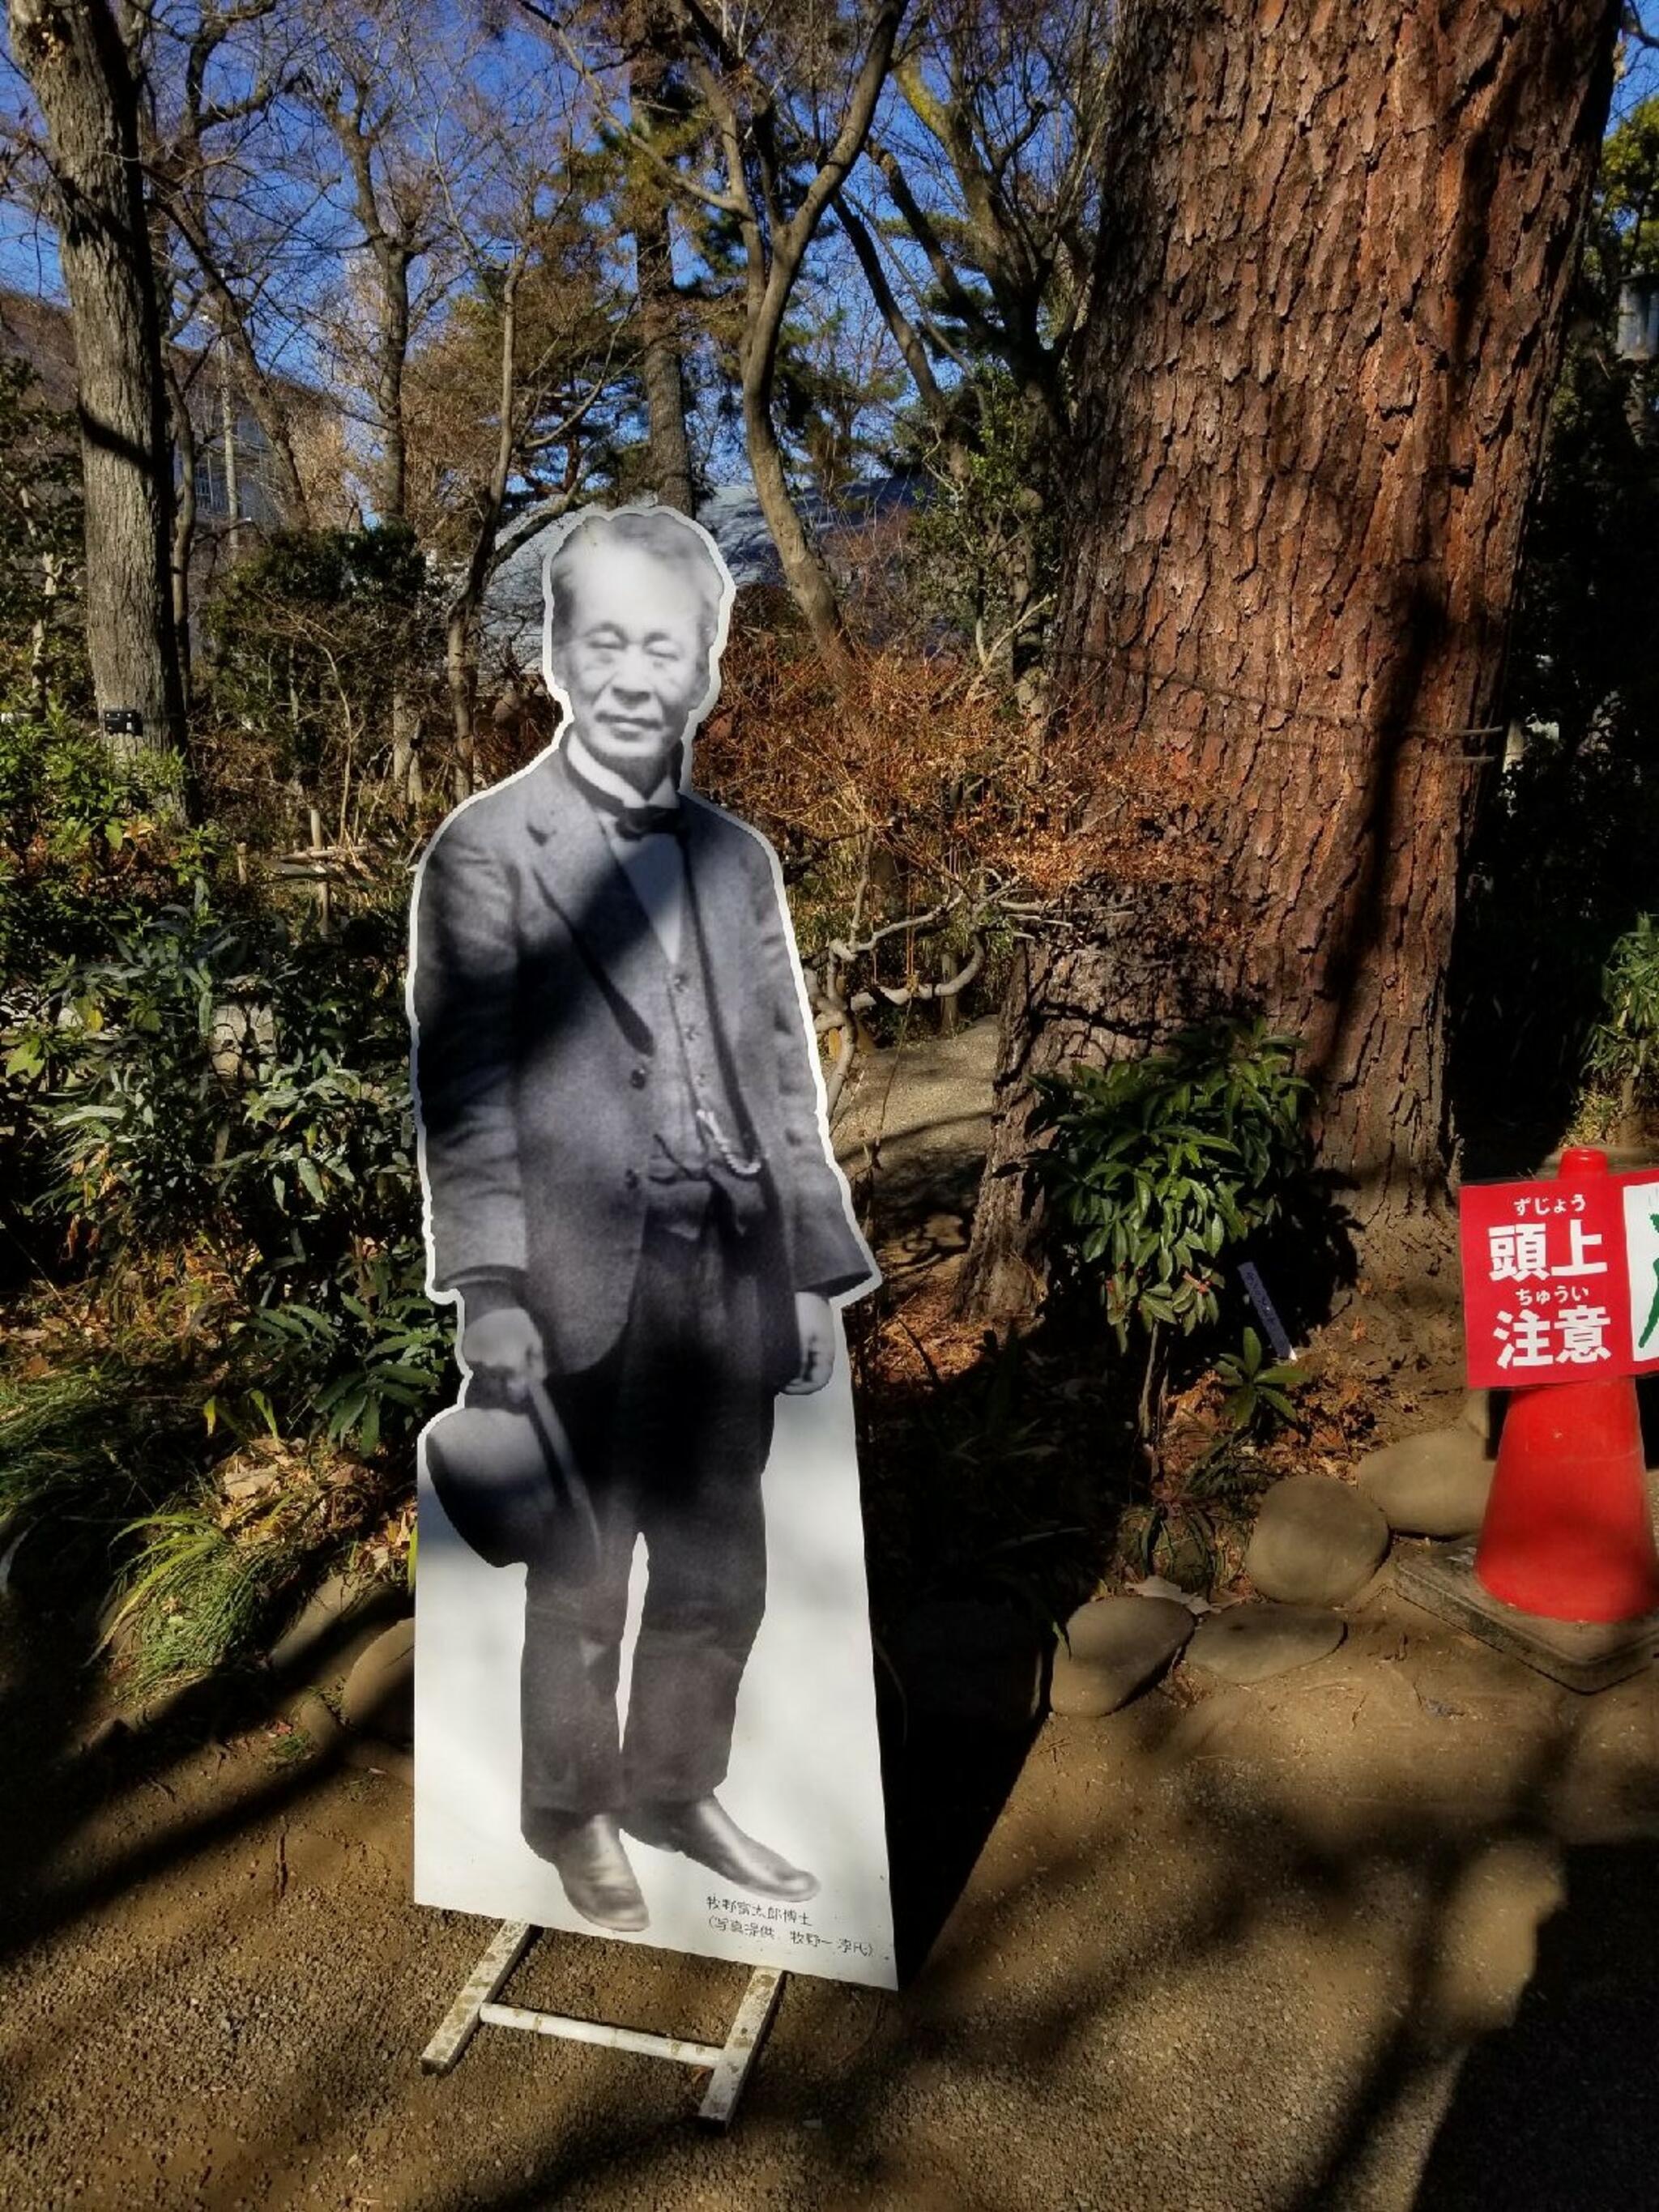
522, 1374, 604, 1583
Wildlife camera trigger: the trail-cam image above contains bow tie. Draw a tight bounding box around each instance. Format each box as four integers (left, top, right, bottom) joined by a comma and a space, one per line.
612, 799, 684, 841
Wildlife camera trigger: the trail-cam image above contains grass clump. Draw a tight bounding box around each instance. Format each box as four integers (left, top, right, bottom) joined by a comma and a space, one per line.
0, 1305, 412, 1699
107, 1435, 385, 1696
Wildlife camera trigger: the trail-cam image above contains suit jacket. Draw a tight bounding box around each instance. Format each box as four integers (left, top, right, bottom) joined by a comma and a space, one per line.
412, 746, 875, 1379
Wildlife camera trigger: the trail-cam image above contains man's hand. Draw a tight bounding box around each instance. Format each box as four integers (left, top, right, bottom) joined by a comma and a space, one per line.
462, 1303, 546, 1403
783, 1293, 836, 1396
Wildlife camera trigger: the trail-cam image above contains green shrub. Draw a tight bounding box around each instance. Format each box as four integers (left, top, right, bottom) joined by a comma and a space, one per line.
1034, 1021, 1311, 1448
1034, 1021, 1310, 1348
1581, 913, 1659, 1133
0, 359, 87, 708
1214, 1325, 1303, 1434
899, 366, 1058, 671
0, 693, 125, 863
198, 525, 439, 841
6, 880, 444, 1454
1, 853, 437, 1690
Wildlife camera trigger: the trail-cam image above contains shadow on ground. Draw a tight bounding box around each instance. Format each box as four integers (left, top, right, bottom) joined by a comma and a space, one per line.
1413, 1839, 1659, 2210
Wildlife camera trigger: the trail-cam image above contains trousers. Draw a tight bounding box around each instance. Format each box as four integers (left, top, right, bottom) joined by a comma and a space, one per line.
519, 1205, 777, 1823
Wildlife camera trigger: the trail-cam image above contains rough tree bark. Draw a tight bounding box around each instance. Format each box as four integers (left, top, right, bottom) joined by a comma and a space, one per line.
7, 0, 188, 771
962, 0, 1622, 1321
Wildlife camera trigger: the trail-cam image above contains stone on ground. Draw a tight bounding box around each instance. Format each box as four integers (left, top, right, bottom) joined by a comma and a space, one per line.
339, 1617, 415, 1747
286, 1686, 343, 1751
269, 1570, 389, 1677
344, 1737, 415, 1786
1357, 1424, 1495, 1537
1463, 1388, 1494, 1439
1244, 1473, 1390, 1605
1185, 1601, 1346, 1683
889, 1600, 1043, 1729
1050, 1596, 1193, 1717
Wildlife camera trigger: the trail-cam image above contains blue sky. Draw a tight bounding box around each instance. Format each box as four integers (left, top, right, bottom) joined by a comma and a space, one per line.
6, 19, 1656, 309
3, 12, 1657, 479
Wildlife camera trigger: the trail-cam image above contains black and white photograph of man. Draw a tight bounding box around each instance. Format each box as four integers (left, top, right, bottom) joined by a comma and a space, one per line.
408, 503, 893, 1984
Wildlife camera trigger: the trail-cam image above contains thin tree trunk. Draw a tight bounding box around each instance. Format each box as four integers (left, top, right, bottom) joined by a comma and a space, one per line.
838, 194, 946, 426
742, 376, 851, 680
672, 0, 901, 680
29, 552, 62, 706
220, 347, 241, 564
628, 17, 695, 515
331, 88, 414, 530
334, 106, 416, 778
378, 261, 410, 527
165, 172, 313, 527
167, 364, 195, 708
441, 608, 472, 802
962, 0, 1621, 1321
18, 481, 55, 705
195, 253, 310, 526
7, 0, 188, 776
446, 263, 522, 803
376, 257, 414, 810
636, 190, 693, 514
390, 690, 422, 810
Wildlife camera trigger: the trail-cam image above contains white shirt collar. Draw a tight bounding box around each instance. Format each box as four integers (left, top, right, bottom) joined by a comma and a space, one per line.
565, 731, 678, 815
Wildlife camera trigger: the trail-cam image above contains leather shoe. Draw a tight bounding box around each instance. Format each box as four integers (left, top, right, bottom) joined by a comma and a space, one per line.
622, 1794, 820, 1901
522, 1809, 649, 1932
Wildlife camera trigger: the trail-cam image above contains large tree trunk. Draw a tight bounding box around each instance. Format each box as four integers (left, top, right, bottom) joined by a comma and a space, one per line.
8, 0, 188, 774
962, 0, 1620, 1323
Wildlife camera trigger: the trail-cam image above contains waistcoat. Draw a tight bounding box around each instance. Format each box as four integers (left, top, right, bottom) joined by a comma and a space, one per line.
644, 866, 761, 1229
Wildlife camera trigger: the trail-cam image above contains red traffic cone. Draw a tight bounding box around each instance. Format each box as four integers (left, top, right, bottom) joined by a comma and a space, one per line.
1474, 1148, 1659, 1625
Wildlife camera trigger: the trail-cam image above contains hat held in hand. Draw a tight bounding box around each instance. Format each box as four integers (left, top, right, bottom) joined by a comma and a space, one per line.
422, 1382, 601, 1579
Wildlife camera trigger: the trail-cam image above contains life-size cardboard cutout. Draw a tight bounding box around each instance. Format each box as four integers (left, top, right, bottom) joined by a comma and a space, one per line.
407, 502, 895, 1989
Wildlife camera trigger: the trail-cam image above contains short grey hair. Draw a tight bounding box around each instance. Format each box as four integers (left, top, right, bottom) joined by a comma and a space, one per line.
544, 505, 726, 663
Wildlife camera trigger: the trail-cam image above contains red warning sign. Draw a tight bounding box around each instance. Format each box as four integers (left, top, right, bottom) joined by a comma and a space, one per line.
1459, 1155, 1659, 1389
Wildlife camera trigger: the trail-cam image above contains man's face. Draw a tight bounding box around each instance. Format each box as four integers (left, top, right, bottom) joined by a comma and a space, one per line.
552, 540, 713, 790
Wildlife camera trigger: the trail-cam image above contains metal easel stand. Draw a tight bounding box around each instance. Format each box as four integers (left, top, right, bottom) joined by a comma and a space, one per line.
420, 1920, 786, 2130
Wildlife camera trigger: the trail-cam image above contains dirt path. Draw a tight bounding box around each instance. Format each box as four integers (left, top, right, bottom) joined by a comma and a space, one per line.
6, 1569, 1659, 2211
830, 1016, 1000, 1269
6, 1023, 1659, 2209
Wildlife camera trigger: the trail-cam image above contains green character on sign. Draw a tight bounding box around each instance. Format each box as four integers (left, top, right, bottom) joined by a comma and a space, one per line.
1640, 1214, 1659, 1350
